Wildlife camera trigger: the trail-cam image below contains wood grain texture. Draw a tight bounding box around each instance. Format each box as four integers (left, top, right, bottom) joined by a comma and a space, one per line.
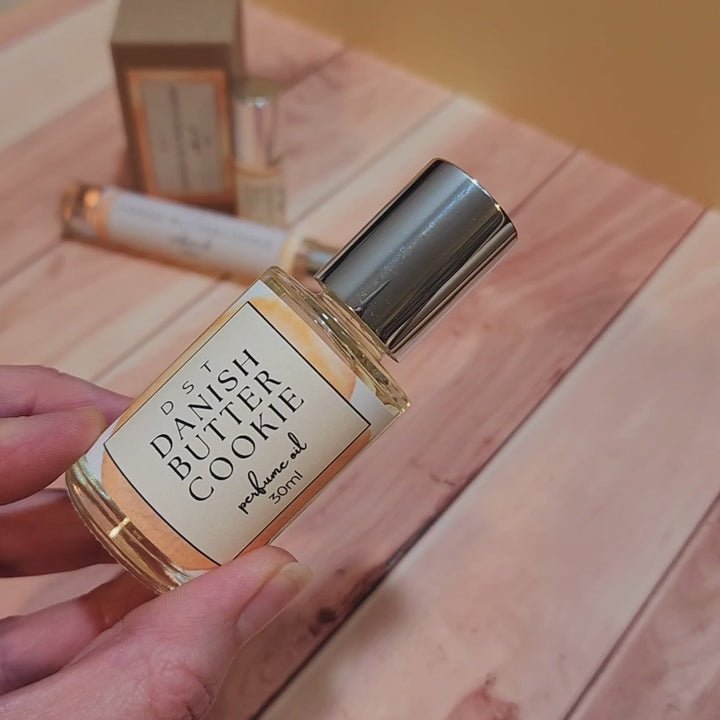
245, 1, 342, 85
294, 95, 572, 249
565, 212, 720, 720
0, 0, 96, 50
208, 155, 701, 719
98, 281, 244, 394
0, 0, 117, 152
260, 209, 719, 720
572, 506, 720, 720
0, 2, 346, 282
283, 50, 448, 222
0, 242, 214, 377
0, 88, 128, 283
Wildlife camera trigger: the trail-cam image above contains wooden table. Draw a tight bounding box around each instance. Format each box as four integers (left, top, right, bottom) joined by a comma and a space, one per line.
2, 2, 719, 718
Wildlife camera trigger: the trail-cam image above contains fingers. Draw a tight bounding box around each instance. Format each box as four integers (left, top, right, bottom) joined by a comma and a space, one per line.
0, 406, 107, 504
0, 490, 110, 576
0, 547, 312, 720
0, 366, 132, 503
0, 573, 152, 694
0, 366, 130, 423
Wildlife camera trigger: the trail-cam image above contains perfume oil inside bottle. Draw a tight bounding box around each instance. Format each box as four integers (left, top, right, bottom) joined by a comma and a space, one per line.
66, 159, 517, 593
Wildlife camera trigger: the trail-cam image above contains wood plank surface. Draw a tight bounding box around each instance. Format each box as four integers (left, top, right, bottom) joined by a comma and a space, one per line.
565, 213, 720, 720
99, 282, 244, 394
245, 1, 342, 85
0, 88, 127, 283
0, 0, 96, 50
0, 1, 345, 281
295, 95, 572, 248
0, 243, 214, 377
258, 209, 719, 720
207, 153, 702, 718
0, 5, 714, 719
0, 0, 117, 152
572, 502, 720, 720
283, 50, 448, 222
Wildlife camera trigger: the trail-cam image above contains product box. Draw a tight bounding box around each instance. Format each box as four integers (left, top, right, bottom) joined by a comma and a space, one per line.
112, 0, 244, 211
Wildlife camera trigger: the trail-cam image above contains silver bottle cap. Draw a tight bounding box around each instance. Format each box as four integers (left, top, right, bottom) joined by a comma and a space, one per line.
233, 77, 282, 170
315, 159, 517, 358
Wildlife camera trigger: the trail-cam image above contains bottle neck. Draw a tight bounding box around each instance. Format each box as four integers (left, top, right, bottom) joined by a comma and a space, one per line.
317, 286, 390, 364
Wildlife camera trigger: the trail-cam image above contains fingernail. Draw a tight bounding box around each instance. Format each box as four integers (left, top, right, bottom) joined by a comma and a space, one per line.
236, 562, 313, 640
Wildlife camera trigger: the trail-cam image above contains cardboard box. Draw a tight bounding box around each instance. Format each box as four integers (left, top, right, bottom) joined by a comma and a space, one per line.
112, 0, 244, 211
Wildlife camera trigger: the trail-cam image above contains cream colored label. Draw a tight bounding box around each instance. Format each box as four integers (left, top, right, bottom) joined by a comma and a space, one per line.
127, 69, 231, 200
103, 189, 288, 276
98, 282, 391, 565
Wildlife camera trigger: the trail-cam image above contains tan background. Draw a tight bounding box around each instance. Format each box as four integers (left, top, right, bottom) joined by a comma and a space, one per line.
258, 0, 720, 206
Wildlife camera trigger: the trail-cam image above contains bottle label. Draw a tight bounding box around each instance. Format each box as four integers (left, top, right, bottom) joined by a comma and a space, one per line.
127, 68, 233, 204
100, 189, 288, 277
85, 281, 395, 566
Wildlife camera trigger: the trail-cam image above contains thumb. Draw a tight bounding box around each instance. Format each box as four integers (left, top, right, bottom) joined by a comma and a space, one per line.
0, 547, 312, 720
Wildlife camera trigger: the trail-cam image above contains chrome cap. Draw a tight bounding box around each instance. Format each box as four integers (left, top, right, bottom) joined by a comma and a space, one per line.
315, 159, 517, 358
232, 77, 283, 169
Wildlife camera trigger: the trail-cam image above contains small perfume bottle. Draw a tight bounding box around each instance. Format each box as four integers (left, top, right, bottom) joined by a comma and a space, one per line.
66, 159, 517, 593
60, 183, 333, 282
232, 78, 286, 226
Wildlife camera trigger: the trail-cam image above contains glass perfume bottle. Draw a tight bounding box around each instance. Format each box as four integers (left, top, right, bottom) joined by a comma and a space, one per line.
232, 78, 286, 227
66, 159, 517, 593
60, 183, 333, 282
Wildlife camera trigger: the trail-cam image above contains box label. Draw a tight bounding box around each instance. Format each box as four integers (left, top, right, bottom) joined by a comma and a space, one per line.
127, 68, 232, 203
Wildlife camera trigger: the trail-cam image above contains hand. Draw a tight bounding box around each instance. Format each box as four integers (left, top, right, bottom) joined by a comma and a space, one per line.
0, 366, 311, 719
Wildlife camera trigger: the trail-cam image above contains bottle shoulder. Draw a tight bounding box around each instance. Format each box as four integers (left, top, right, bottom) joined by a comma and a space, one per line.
258, 267, 410, 414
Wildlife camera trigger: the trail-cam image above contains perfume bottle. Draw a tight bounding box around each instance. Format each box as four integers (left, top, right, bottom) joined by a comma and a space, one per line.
60, 183, 333, 282
232, 78, 285, 226
66, 159, 517, 593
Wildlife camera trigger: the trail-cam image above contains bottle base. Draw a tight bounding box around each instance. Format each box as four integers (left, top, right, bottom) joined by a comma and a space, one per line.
66, 458, 195, 593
